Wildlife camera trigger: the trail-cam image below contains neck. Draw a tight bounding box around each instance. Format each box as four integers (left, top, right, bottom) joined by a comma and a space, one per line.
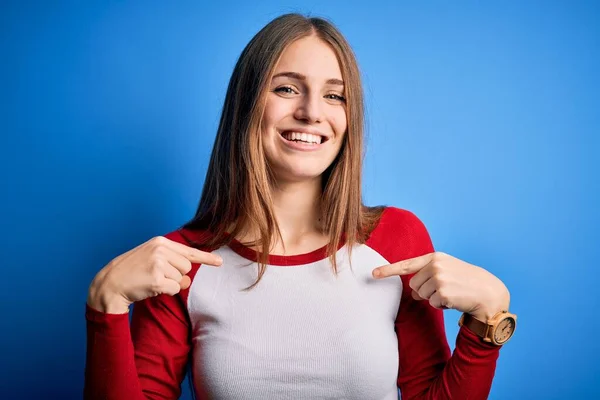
235, 176, 326, 253
270, 177, 323, 241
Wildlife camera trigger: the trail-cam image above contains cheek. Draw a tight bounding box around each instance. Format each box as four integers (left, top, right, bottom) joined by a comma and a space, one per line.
331, 108, 348, 140
261, 106, 275, 134
262, 96, 291, 132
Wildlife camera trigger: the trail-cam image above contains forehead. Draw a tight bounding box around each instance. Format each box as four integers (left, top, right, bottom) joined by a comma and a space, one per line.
273, 35, 343, 80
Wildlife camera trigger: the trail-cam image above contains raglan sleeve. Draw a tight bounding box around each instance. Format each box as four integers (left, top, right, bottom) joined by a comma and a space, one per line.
383, 208, 501, 399
84, 232, 194, 400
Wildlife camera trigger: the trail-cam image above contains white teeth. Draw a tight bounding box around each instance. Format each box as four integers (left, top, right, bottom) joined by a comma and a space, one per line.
282, 131, 322, 144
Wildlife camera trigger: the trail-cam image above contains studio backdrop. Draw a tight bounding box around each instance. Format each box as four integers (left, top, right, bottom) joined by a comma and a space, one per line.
1, 1, 598, 399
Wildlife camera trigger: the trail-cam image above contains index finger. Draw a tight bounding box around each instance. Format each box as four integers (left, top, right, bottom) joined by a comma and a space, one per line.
161, 237, 223, 266
372, 252, 434, 279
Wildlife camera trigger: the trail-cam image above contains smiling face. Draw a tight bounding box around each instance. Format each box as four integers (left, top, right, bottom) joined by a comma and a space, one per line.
261, 35, 348, 184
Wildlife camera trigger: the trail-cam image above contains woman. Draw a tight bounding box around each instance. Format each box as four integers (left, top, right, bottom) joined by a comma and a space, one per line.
85, 13, 516, 400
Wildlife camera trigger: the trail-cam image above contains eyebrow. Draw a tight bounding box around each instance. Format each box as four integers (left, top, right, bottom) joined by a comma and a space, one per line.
272, 71, 344, 86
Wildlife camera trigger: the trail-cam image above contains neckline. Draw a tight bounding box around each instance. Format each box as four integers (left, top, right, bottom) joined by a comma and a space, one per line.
227, 237, 344, 266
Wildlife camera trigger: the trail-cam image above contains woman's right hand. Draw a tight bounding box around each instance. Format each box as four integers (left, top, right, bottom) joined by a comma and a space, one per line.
87, 236, 223, 314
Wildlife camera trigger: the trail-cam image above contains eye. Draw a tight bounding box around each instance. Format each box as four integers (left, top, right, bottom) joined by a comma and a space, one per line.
325, 93, 346, 103
274, 86, 298, 95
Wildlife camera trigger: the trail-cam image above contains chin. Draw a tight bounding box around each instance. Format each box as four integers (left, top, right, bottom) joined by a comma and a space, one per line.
274, 166, 327, 183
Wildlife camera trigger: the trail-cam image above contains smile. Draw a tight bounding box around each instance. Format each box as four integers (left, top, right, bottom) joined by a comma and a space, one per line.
279, 130, 329, 152
281, 131, 325, 144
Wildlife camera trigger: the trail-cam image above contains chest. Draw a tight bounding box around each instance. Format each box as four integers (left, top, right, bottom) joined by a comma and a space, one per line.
187, 245, 402, 399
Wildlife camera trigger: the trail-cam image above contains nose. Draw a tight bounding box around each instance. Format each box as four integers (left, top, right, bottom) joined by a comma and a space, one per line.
293, 93, 323, 124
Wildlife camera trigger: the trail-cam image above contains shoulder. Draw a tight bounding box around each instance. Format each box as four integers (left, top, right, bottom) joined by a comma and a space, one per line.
366, 206, 435, 263
371, 206, 432, 243
377, 206, 427, 228
162, 229, 185, 243
161, 227, 216, 251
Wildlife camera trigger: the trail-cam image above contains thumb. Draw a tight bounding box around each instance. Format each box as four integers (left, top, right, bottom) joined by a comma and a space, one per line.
412, 290, 425, 301
179, 275, 192, 290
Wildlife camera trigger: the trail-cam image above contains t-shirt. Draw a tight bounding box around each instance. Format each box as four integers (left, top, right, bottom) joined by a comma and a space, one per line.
84, 207, 501, 399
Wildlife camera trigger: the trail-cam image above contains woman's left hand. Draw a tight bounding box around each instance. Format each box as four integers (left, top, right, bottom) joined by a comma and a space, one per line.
372, 252, 510, 322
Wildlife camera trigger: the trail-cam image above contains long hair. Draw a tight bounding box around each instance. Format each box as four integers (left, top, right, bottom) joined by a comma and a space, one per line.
180, 13, 384, 289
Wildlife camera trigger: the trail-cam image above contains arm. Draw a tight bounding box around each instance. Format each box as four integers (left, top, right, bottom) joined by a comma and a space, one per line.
392, 209, 501, 399
396, 278, 501, 399
84, 291, 191, 400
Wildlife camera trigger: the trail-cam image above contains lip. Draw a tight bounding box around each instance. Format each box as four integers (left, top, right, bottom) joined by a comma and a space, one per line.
279, 128, 331, 141
278, 129, 328, 152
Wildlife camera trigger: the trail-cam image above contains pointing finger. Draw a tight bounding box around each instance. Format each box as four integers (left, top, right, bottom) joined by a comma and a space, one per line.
160, 237, 223, 266
372, 253, 435, 279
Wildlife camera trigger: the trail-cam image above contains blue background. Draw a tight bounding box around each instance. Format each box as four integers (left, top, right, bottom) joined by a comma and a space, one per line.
1, 1, 598, 399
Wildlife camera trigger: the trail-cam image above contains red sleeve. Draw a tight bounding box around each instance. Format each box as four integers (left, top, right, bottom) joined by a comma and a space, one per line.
368, 207, 501, 400
84, 231, 195, 400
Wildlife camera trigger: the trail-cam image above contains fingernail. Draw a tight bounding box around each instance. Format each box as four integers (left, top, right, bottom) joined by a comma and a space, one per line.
373, 269, 381, 278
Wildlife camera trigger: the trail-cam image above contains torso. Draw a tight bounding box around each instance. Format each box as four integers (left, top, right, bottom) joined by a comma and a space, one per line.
187, 241, 402, 400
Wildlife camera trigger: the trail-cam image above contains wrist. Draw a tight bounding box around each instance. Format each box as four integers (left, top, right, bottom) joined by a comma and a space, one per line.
470, 287, 511, 323
87, 273, 130, 314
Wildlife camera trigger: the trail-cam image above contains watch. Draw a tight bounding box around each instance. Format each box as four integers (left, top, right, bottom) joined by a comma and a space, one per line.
458, 310, 517, 346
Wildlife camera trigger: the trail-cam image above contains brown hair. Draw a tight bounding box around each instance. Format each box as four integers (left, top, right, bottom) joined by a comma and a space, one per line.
180, 13, 384, 288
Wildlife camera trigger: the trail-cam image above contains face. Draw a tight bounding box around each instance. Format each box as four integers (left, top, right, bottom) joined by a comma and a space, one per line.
261, 35, 347, 184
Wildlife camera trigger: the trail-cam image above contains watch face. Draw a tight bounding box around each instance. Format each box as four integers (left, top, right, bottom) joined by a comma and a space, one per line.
494, 317, 516, 344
